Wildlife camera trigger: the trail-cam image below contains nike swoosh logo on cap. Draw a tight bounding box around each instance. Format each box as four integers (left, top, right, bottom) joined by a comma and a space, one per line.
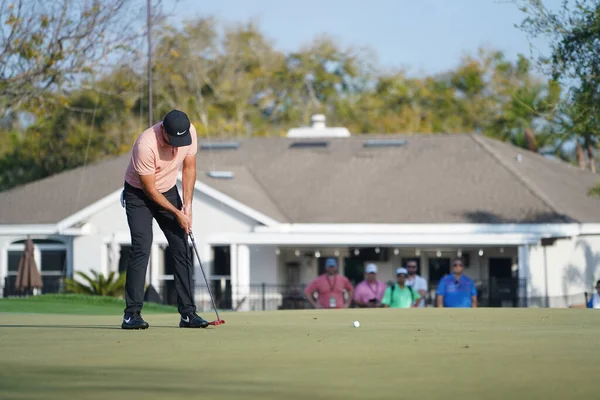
176, 130, 186, 136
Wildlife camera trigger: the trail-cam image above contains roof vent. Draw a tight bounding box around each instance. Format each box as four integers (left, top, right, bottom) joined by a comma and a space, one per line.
206, 171, 234, 179
200, 141, 240, 150
363, 139, 408, 148
289, 141, 329, 149
286, 114, 351, 138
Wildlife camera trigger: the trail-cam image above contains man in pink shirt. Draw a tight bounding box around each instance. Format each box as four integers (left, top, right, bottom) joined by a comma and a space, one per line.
121, 109, 208, 330
353, 263, 387, 307
305, 258, 354, 309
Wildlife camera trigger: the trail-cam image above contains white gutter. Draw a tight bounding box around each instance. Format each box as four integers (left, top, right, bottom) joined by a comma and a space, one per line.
0, 224, 86, 236
206, 232, 542, 246
579, 223, 600, 235
253, 223, 592, 237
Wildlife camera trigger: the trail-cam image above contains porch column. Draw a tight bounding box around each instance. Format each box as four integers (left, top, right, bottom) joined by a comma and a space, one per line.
150, 243, 160, 290
201, 242, 212, 279
230, 244, 238, 311
518, 245, 531, 306
66, 237, 74, 279
236, 244, 250, 312
0, 242, 7, 298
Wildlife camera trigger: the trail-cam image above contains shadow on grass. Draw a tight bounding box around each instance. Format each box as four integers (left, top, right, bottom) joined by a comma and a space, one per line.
0, 324, 121, 330
0, 324, 220, 330
0, 363, 312, 400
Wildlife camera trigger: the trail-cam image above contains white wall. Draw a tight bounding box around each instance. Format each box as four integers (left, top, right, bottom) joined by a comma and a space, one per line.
71, 185, 259, 290
72, 201, 130, 280
528, 235, 600, 307
249, 245, 278, 285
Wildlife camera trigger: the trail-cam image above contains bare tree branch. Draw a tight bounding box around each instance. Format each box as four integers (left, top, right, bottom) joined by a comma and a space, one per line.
0, 0, 170, 113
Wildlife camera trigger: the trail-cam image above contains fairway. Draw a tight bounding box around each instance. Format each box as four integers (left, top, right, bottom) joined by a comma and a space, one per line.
0, 308, 598, 400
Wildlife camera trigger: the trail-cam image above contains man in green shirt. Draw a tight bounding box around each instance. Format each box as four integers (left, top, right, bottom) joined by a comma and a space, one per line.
381, 268, 422, 308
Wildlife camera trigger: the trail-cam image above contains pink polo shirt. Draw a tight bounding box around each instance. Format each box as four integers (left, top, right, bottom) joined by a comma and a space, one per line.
124, 122, 197, 193
353, 280, 387, 304
305, 273, 354, 309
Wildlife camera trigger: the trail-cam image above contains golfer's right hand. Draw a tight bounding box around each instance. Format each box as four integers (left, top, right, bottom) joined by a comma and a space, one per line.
176, 211, 192, 233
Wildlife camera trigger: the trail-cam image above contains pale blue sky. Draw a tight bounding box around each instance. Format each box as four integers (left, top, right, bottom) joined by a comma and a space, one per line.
169, 0, 561, 78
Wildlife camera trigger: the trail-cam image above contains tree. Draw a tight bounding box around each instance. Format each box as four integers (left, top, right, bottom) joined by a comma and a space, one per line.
514, 0, 600, 171
0, 0, 165, 114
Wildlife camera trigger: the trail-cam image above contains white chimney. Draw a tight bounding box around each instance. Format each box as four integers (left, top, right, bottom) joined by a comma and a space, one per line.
286, 114, 351, 138
310, 114, 326, 129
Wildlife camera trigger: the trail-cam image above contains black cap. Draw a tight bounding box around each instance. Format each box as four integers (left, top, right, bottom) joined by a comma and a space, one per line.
162, 110, 191, 147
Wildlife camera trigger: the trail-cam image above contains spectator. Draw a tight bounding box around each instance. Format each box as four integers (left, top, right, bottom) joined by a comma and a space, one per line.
305, 257, 354, 309
353, 263, 387, 307
405, 260, 428, 307
381, 268, 421, 308
586, 280, 600, 308
436, 258, 477, 308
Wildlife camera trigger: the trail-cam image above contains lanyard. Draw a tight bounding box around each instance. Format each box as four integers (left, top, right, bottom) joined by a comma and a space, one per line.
366, 282, 379, 296
327, 275, 337, 291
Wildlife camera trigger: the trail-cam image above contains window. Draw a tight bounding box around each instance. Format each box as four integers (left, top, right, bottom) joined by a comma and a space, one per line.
4, 239, 68, 295
41, 250, 67, 273
7, 251, 21, 273
429, 258, 450, 284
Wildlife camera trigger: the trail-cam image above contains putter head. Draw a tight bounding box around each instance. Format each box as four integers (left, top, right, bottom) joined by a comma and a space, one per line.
208, 319, 225, 326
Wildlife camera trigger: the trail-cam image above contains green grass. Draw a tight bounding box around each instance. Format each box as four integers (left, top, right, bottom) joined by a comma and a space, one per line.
0, 308, 599, 399
0, 294, 177, 315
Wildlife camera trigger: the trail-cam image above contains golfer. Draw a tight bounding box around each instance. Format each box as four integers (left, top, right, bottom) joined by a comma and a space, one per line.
120, 109, 208, 329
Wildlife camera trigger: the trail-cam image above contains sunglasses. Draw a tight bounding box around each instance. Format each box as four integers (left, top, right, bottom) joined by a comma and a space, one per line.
452, 263, 463, 267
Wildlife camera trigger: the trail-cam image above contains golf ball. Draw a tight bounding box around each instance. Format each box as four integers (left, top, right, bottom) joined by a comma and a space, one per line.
353, 320, 360, 328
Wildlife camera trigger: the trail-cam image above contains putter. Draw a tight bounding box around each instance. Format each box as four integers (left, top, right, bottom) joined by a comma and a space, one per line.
189, 230, 225, 326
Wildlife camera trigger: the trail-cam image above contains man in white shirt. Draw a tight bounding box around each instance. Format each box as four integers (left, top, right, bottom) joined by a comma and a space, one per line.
405, 260, 428, 307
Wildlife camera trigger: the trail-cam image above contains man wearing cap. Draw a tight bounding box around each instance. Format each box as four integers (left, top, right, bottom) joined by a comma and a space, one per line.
305, 257, 354, 309
405, 260, 428, 308
436, 258, 477, 308
120, 109, 209, 329
381, 268, 422, 308
586, 280, 600, 308
353, 263, 386, 308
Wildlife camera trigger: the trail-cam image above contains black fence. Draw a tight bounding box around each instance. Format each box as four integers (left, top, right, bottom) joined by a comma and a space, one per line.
3, 276, 593, 310
2, 275, 63, 297
171, 278, 536, 312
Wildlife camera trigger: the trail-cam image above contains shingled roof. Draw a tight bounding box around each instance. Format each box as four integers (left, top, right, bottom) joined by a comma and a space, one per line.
1, 133, 599, 225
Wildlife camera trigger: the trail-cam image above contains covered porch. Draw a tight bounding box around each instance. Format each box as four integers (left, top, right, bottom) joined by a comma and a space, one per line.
200, 244, 524, 311
198, 224, 544, 311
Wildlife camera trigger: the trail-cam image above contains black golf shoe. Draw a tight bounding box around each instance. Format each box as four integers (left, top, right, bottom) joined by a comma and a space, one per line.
121, 312, 149, 330
179, 312, 209, 328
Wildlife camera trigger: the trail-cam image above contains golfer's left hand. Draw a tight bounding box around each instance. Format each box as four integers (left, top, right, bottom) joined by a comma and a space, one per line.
183, 203, 192, 223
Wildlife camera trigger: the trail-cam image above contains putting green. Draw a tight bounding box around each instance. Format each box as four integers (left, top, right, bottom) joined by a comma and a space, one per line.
0, 308, 598, 400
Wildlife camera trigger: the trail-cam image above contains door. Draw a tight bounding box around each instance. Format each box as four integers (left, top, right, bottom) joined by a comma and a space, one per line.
488, 257, 516, 307
343, 257, 364, 286
211, 246, 232, 309
428, 258, 450, 287
429, 257, 450, 305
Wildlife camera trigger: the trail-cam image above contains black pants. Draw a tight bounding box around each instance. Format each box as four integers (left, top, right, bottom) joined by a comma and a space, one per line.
122, 181, 196, 315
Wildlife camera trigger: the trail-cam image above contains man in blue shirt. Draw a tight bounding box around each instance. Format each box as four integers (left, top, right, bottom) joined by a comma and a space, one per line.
586, 280, 600, 308
436, 258, 477, 308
